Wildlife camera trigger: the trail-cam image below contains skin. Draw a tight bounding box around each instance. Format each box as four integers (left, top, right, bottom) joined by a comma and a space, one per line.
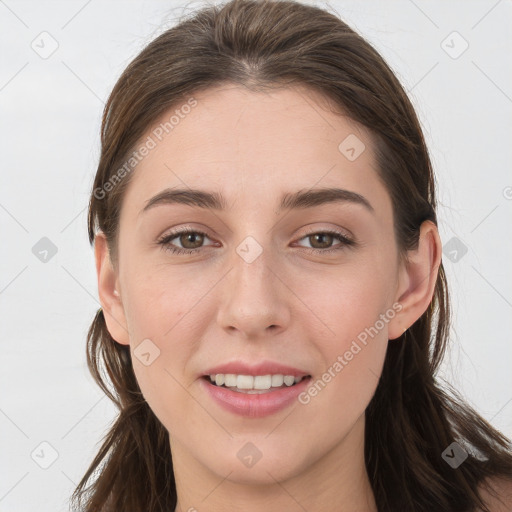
95, 84, 442, 511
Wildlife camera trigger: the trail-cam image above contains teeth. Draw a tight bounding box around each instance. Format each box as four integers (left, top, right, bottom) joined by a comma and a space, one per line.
208, 373, 307, 390
237, 375, 254, 389
254, 375, 272, 389
283, 375, 295, 386
224, 374, 237, 387
271, 374, 284, 387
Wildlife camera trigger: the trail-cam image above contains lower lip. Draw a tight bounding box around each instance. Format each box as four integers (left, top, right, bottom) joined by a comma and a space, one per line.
200, 377, 311, 418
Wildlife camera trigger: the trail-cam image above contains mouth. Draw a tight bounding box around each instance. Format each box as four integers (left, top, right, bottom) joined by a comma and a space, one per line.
200, 373, 312, 417
202, 373, 312, 394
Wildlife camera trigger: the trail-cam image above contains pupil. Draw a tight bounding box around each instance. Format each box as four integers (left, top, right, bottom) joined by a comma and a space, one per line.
313, 233, 331, 248
183, 232, 202, 248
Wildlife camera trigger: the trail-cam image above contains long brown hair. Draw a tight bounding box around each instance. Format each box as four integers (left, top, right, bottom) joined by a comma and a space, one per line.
72, 0, 512, 510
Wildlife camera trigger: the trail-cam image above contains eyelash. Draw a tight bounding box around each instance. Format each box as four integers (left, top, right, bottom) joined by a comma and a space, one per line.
157, 227, 355, 256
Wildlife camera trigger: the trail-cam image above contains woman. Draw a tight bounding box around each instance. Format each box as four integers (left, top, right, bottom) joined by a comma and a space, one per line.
71, 0, 512, 510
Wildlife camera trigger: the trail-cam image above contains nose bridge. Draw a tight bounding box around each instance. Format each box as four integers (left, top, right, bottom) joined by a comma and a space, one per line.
230, 233, 276, 305
217, 232, 290, 336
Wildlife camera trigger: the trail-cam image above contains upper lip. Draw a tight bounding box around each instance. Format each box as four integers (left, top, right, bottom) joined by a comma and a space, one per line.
203, 360, 311, 378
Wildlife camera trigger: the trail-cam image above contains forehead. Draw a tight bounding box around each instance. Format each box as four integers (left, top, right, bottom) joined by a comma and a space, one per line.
121, 84, 392, 220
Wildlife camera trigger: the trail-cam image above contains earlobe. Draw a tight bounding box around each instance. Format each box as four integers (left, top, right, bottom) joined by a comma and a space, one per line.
94, 232, 130, 345
388, 220, 442, 340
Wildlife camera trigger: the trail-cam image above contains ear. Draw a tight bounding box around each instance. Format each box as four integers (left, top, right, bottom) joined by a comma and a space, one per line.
94, 232, 130, 345
388, 220, 442, 340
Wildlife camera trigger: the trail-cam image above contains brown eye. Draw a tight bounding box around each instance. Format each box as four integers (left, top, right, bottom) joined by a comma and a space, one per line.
179, 231, 204, 249
157, 228, 214, 255
308, 233, 335, 249
294, 229, 355, 255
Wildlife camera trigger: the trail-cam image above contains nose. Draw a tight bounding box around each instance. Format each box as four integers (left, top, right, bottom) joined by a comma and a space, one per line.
216, 240, 291, 340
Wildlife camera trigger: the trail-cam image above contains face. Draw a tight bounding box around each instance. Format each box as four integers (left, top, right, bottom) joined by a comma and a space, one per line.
99, 84, 426, 487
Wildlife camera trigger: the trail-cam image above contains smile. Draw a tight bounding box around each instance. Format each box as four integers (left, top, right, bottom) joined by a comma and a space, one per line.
201, 374, 312, 417
207, 373, 309, 392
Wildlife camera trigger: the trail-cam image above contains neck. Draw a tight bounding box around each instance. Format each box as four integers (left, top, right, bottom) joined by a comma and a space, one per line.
172, 413, 377, 512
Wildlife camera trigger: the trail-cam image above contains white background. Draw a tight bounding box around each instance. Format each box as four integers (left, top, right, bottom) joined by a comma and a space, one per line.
1, 1, 511, 510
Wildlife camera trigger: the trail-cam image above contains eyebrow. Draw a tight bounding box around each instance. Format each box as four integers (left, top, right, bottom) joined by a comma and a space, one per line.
141, 187, 374, 215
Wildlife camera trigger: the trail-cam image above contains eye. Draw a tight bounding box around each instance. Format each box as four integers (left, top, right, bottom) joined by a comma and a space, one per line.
157, 227, 355, 255
157, 227, 216, 255
294, 229, 355, 254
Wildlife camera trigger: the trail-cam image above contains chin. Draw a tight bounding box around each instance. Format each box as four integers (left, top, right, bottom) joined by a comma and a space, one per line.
203, 441, 310, 485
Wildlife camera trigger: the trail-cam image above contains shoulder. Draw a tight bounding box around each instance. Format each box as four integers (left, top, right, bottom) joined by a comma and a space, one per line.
478, 476, 512, 512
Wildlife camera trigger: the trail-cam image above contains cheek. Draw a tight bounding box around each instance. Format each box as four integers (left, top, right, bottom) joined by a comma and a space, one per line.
294, 331, 387, 469
295, 270, 392, 449
291, 258, 393, 422
121, 259, 201, 338
119, 260, 226, 421
117, 267, 190, 402
292, 254, 396, 350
